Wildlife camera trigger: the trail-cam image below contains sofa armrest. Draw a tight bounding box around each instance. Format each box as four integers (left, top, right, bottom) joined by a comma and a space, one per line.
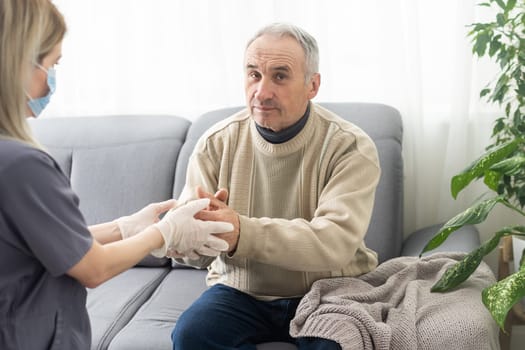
401, 223, 481, 257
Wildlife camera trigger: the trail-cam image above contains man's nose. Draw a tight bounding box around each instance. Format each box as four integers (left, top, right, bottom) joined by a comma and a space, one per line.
254, 77, 273, 101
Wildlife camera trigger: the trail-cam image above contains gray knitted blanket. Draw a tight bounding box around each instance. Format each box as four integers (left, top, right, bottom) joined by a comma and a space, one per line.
290, 253, 499, 350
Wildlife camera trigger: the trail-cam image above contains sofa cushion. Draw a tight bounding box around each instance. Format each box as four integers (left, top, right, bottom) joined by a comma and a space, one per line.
88, 267, 170, 350
30, 115, 189, 222
107, 269, 208, 350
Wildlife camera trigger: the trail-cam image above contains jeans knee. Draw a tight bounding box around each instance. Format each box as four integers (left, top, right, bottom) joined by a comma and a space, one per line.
173, 307, 207, 347
171, 317, 202, 349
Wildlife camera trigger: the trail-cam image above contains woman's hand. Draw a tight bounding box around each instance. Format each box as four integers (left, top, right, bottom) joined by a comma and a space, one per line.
115, 199, 176, 239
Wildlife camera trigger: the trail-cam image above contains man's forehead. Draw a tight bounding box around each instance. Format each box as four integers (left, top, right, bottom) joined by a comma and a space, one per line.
246, 50, 296, 66
245, 44, 304, 70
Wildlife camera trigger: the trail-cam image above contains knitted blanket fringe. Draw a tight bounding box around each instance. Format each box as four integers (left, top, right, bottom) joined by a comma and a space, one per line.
289, 252, 499, 350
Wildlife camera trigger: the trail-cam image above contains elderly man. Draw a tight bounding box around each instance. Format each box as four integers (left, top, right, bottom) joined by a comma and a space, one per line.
171, 23, 381, 350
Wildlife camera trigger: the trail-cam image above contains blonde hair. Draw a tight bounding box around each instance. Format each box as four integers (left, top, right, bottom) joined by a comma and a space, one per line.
0, 0, 66, 146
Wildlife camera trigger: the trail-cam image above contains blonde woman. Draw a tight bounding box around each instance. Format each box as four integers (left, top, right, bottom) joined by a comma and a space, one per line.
0, 1, 233, 349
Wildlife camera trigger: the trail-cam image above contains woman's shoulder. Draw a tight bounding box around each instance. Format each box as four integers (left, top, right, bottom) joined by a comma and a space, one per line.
0, 138, 55, 176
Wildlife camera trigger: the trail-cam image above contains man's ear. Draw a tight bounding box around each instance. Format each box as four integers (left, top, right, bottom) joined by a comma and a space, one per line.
307, 73, 321, 99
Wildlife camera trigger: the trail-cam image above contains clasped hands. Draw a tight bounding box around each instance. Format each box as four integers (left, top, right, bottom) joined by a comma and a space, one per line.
115, 187, 239, 259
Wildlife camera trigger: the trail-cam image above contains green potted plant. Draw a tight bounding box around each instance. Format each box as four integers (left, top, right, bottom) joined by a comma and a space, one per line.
420, 0, 525, 330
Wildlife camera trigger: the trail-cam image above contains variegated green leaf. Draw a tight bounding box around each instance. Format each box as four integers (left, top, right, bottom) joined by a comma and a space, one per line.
431, 228, 525, 294
420, 196, 505, 255
489, 156, 525, 176
482, 268, 525, 329
431, 231, 506, 292
451, 140, 518, 199
431, 245, 485, 292
484, 170, 501, 191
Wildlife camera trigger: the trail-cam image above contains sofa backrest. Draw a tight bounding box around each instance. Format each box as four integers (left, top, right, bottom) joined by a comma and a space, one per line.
174, 102, 404, 262
30, 115, 190, 224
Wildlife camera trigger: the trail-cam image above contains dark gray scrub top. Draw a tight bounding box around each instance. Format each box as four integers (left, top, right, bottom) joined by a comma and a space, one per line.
0, 139, 93, 350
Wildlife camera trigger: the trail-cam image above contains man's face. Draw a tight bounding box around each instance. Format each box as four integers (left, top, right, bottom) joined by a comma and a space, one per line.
244, 34, 320, 132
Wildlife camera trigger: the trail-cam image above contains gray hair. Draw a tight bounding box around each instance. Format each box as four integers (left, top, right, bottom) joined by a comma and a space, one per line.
246, 23, 319, 82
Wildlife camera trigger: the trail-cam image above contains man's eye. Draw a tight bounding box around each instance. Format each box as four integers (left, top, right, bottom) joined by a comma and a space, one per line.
275, 73, 286, 81
249, 72, 260, 79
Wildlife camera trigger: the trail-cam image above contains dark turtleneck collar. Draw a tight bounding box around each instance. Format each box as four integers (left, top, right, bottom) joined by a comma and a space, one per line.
255, 103, 310, 144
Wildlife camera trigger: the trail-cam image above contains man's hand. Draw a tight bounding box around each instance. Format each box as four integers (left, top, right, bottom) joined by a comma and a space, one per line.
152, 198, 232, 258
195, 186, 240, 253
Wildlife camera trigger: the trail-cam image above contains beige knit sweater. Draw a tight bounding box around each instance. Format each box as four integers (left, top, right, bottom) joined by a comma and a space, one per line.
176, 103, 381, 300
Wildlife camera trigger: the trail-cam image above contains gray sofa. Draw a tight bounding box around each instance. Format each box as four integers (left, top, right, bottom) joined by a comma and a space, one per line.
29, 102, 481, 350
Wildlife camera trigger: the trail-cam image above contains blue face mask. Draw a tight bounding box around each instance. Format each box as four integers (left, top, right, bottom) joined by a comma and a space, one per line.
27, 64, 56, 117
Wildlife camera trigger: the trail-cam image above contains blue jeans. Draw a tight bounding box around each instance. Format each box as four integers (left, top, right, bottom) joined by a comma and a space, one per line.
171, 284, 341, 350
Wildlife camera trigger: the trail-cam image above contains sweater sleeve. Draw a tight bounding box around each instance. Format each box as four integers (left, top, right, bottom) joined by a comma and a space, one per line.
232, 136, 380, 272
172, 137, 221, 269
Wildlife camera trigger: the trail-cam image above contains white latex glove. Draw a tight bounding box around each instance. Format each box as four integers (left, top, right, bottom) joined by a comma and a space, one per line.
115, 199, 176, 239
151, 198, 232, 258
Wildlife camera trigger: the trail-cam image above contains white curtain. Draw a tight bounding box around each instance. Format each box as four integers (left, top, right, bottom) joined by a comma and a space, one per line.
49, 0, 506, 264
